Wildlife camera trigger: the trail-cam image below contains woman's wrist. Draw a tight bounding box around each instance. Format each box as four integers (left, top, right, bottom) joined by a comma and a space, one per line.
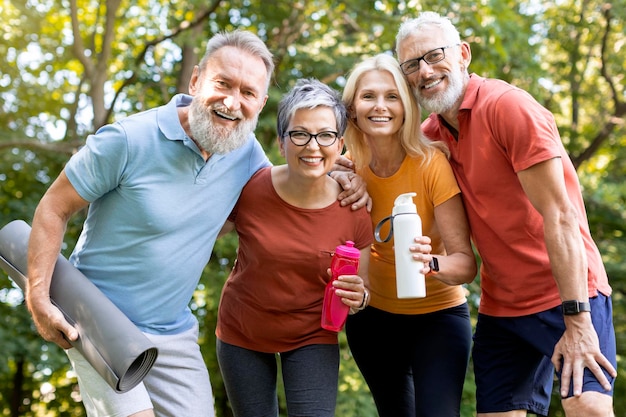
350, 289, 369, 314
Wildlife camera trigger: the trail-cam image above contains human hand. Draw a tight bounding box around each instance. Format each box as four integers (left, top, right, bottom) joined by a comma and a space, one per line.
409, 235, 433, 274
26, 295, 78, 350
331, 171, 372, 212
332, 274, 368, 311
551, 314, 616, 397
332, 155, 354, 173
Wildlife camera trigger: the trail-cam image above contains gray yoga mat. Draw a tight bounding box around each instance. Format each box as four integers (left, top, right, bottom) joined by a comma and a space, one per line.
0, 220, 158, 393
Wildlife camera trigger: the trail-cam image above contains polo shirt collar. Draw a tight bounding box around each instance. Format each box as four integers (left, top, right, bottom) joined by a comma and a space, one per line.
459, 73, 484, 111
157, 93, 192, 141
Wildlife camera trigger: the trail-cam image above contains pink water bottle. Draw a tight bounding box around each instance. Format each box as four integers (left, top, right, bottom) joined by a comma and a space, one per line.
321, 241, 360, 332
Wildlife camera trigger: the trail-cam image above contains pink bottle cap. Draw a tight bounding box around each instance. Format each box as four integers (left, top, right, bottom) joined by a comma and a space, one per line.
335, 241, 360, 259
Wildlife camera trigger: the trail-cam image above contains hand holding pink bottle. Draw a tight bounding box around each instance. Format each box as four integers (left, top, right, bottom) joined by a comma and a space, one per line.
321, 241, 360, 332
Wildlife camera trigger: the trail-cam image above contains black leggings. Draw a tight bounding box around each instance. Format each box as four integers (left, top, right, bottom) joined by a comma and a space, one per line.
346, 303, 472, 417
217, 340, 339, 417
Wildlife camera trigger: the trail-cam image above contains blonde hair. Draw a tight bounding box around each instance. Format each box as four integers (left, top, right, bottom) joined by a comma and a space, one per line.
341, 53, 448, 171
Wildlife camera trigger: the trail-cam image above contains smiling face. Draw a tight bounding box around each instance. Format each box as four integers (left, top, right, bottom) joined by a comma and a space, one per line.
187, 46, 269, 154
397, 28, 469, 115
280, 107, 344, 180
352, 70, 405, 140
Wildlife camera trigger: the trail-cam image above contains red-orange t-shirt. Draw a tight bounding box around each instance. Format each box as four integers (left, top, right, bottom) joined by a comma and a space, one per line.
216, 167, 373, 353
422, 74, 611, 317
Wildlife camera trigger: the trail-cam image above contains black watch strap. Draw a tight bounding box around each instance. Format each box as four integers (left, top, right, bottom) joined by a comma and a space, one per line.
428, 257, 439, 273
562, 300, 591, 315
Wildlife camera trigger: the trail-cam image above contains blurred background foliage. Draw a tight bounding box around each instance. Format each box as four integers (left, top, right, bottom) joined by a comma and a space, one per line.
0, 0, 624, 416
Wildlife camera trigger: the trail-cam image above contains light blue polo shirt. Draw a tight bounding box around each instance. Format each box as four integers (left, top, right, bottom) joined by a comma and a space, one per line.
65, 94, 270, 334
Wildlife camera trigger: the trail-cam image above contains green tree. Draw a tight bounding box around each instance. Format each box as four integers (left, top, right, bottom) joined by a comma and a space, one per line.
1, 0, 624, 415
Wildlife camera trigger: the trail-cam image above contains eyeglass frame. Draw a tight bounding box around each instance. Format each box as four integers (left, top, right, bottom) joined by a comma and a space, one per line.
399, 44, 460, 75
284, 130, 340, 147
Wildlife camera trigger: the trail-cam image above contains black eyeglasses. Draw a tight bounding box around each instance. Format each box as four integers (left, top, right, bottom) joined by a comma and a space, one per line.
285, 130, 339, 147
400, 44, 460, 75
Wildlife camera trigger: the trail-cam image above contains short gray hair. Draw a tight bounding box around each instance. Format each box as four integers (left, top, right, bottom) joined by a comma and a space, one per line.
198, 30, 274, 93
396, 11, 461, 52
276, 79, 347, 140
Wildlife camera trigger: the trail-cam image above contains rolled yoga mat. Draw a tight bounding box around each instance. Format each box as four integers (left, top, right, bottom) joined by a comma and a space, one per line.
0, 220, 158, 393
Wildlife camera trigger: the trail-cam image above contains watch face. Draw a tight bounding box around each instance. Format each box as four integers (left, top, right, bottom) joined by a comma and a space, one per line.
562, 301, 578, 315
430, 257, 439, 272
562, 300, 590, 315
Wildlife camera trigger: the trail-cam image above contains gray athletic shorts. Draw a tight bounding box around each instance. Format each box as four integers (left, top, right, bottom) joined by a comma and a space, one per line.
66, 323, 214, 417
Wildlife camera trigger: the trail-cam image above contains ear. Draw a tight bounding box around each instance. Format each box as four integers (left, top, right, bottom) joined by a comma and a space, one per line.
188, 65, 201, 95
347, 106, 356, 120
337, 137, 345, 154
460, 42, 472, 69
259, 94, 269, 112
278, 136, 286, 157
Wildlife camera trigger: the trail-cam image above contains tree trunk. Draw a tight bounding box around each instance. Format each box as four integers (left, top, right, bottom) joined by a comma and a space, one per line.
10, 358, 24, 417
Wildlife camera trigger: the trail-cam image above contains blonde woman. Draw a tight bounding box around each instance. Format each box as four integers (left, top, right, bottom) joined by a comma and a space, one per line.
342, 53, 476, 417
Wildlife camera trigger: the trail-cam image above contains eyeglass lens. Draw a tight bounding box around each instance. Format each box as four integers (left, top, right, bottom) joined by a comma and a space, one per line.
288, 131, 338, 147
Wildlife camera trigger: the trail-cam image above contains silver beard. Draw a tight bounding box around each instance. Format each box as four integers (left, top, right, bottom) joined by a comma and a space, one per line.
413, 68, 465, 115
187, 98, 259, 155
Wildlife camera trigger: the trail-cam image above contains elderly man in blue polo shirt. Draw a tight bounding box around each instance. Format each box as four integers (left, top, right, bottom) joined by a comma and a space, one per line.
25, 30, 366, 417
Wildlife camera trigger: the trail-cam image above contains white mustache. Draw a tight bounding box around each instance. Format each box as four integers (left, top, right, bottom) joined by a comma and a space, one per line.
210, 105, 244, 120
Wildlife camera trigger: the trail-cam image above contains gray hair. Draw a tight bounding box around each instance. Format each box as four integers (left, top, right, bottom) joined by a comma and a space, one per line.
276, 78, 347, 140
396, 11, 461, 52
198, 30, 274, 93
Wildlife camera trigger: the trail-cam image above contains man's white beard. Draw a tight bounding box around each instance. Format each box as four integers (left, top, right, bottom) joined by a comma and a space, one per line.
188, 98, 259, 155
414, 69, 464, 115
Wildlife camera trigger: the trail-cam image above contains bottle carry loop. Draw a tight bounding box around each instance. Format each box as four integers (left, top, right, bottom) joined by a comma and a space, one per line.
374, 215, 393, 243
375, 213, 418, 243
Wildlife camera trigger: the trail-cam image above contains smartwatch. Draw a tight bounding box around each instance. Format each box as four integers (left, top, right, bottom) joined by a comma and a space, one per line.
428, 257, 439, 274
561, 300, 591, 315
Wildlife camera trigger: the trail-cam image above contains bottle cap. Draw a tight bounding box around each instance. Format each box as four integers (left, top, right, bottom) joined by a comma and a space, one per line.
335, 241, 360, 259
392, 192, 417, 215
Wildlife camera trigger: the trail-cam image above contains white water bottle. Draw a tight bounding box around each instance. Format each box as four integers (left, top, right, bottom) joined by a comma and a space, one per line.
392, 193, 425, 298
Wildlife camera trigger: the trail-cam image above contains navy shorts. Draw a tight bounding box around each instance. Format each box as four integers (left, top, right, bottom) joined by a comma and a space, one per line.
472, 293, 616, 416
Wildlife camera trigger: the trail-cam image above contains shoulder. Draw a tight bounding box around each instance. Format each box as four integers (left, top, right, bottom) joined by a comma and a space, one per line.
421, 113, 442, 136
405, 149, 449, 171
429, 148, 451, 164
243, 166, 272, 188
81, 122, 131, 156
474, 77, 540, 111
229, 133, 271, 168
111, 94, 190, 141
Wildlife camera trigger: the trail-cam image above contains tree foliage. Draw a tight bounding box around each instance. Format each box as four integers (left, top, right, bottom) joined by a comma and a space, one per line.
1, 0, 624, 416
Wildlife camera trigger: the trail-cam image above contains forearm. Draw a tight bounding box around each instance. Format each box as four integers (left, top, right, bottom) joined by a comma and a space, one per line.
429, 196, 477, 286
516, 159, 589, 302
543, 206, 589, 302
26, 200, 69, 304
25, 172, 87, 346
430, 251, 477, 286
27, 171, 89, 305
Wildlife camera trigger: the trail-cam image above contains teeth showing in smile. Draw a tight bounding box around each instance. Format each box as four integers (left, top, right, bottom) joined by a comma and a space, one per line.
370, 117, 391, 122
301, 157, 322, 163
215, 110, 238, 121
423, 79, 442, 89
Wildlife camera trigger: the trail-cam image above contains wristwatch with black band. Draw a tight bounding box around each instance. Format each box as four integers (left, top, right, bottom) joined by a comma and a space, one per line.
428, 257, 439, 274
561, 300, 591, 315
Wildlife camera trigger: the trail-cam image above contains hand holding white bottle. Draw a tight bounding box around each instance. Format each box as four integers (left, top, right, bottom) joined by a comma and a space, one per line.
392, 193, 425, 298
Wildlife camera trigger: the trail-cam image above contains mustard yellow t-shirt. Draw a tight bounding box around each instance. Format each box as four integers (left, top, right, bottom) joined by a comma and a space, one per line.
360, 150, 467, 314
